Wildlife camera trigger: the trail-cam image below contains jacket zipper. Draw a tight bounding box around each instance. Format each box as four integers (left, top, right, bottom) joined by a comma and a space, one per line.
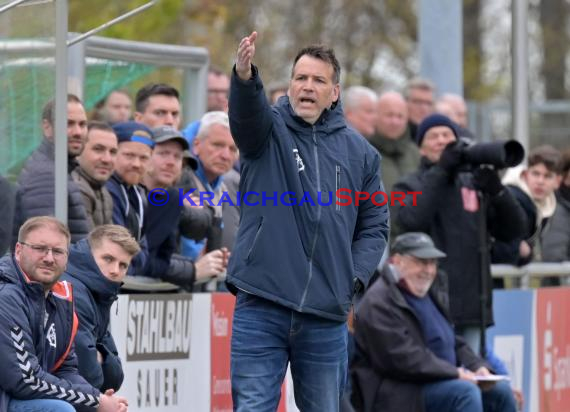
335, 165, 341, 211
300, 127, 321, 308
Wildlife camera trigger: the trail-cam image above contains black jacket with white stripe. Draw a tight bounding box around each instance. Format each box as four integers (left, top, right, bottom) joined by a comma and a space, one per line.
0, 255, 100, 411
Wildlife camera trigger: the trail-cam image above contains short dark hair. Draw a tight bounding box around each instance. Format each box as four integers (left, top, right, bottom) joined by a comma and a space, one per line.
41, 94, 82, 125
135, 83, 180, 113
528, 145, 563, 174
87, 120, 114, 134
291, 44, 341, 84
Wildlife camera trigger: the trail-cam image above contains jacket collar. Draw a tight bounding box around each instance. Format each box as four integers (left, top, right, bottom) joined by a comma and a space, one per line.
368, 130, 412, 156
65, 239, 121, 302
276, 96, 347, 135
76, 166, 105, 189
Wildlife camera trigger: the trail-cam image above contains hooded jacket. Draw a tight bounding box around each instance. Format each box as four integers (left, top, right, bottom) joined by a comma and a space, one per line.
0, 255, 100, 412
227, 66, 389, 322
62, 239, 123, 391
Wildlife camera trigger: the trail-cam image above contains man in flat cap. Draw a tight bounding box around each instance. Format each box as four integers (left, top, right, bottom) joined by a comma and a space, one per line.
351, 232, 517, 412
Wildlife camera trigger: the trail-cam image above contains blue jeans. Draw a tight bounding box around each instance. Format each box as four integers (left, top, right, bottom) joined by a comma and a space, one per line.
423, 379, 517, 412
8, 398, 75, 412
231, 291, 348, 412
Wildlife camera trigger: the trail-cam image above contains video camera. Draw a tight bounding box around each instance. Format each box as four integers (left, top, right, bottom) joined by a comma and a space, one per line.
458, 138, 525, 169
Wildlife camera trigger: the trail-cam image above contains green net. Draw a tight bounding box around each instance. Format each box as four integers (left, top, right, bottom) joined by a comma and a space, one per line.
83, 58, 156, 111
0, 50, 156, 179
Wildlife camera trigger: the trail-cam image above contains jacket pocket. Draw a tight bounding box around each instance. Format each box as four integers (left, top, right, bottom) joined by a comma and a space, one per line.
246, 217, 264, 262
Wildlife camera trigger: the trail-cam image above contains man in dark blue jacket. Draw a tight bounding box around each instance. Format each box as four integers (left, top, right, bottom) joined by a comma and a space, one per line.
228, 32, 389, 412
63, 225, 140, 392
0, 216, 127, 412
13, 95, 90, 246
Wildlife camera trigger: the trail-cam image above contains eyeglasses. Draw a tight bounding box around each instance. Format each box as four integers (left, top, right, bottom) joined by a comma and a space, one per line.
207, 88, 229, 97
409, 98, 434, 107
20, 242, 68, 259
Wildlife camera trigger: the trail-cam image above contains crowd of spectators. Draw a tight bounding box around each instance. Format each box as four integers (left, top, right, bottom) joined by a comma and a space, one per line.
0, 52, 569, 412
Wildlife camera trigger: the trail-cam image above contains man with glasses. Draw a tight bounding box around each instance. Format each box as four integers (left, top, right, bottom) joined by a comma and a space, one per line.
351, 232, 517, 412
182, 68, 231, 149
206, 68, 230, 113
0, 216, 128, 412
404, 78, 435, 141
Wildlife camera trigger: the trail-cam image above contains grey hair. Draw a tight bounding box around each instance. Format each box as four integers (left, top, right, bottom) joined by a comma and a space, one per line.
343, 86, 378, 112
403, 77, 436, 99
196, 111, 230, 140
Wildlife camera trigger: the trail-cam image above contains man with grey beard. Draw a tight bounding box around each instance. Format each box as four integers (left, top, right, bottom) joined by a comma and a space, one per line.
352, 232, 517, 412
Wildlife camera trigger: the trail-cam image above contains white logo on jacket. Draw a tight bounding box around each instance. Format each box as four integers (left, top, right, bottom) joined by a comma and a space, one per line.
293, 149, 305, 172
46, 323, 56, 348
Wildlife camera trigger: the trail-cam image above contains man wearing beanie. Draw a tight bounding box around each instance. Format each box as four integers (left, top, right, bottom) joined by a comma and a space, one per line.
392, 114, 526, 354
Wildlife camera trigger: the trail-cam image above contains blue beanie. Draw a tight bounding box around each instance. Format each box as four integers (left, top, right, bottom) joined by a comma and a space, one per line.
112, 121, 155, 148
415, 114, 459, 146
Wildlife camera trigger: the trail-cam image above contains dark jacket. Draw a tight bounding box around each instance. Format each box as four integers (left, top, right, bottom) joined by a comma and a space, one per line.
71, 167, 114, 231
0, 176, 14, 256
178, 167, 225, 254
392, 158, 526, 327
491, 185, 536, 265
542, 187, 570, 262
107, 173, 208, 287
62, 239, 123, 391
227, 66, 389, 322
143, 187, 198, 288
106, 173, 146, 242
0, 255, 100, 412
351, 268, 487, 412
368, 130, 420, 193
13, 140, 89, 244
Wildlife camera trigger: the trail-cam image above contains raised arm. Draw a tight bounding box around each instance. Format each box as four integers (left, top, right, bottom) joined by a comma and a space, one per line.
235, 31, 257, 81
229, 31, 274, 158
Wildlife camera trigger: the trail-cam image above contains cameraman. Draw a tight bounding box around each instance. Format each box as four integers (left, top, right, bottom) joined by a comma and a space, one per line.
392, 114, 526, 353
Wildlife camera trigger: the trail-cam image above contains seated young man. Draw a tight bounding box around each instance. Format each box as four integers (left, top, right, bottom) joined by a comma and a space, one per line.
351, 232, 517, 412
0, 216, 127, 412
63, 225, 140, 391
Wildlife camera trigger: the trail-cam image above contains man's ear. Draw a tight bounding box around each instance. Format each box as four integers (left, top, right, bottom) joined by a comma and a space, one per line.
521, 169, 528, 183
332, 83, 340, 103
193, 138, 201, 156
42, 119, 54, 141
133, 112, 143, 122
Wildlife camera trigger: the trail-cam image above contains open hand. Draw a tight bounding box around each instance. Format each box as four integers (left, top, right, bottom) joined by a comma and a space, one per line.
236, 31, 258, 81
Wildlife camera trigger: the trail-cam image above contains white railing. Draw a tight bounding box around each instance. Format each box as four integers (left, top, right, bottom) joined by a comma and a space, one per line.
121, 262, 570, 293
491, 262, 570, 288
